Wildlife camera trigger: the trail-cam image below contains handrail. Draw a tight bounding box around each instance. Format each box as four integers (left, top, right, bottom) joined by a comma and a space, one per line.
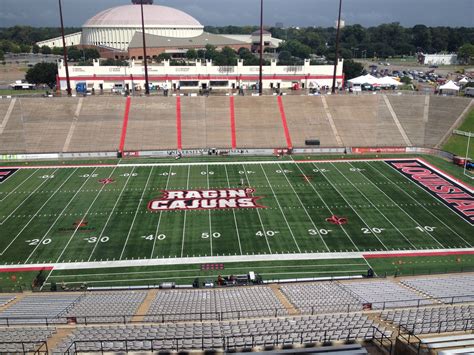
62, 324, 383, 354
0, 341, 48, 355
372, 326, 393, 354
1, 294, 474, 327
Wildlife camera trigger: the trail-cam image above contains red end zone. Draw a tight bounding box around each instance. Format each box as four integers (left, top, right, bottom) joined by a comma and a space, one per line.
0, 266, 53, 273
364, 250, 474, 259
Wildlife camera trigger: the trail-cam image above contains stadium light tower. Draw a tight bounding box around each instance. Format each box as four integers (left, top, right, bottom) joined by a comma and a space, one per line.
58, 0, 71, 96
331, 0, 343, 94
258, 0, 264, 95
139, 0, 151, 95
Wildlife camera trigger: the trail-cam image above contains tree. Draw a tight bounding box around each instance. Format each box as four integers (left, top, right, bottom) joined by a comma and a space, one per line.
40, 45, 52, 55
32, 44, 40, 54
25, 62, 58, 89
458, 43, 474, 65
101, 58, 128, 66
0, 50, 4, 61
185, 48, 198, 60
343, 60, 364, 80
156, 53, 171, 62
279, 40, 312, 59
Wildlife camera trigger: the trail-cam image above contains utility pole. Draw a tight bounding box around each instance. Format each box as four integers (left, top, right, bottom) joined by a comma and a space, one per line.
59, 0, 71, 96
140, 0, 150, 95
258, 0, 264, 95
331, 0, 342, 94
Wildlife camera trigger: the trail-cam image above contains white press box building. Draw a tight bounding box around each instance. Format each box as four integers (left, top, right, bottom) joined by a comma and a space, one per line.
57, 58, 345, 92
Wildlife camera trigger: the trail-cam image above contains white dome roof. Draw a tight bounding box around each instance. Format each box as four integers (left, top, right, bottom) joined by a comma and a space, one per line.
83, 4, 203, 28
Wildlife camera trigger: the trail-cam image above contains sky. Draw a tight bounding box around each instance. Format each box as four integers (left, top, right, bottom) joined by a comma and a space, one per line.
0, 0, 473, 28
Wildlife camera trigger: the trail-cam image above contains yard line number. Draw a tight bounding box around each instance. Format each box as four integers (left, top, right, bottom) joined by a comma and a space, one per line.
362, 227, 385, 234
142, 234, 166, 241
416, 226, 436, 232
26, 239, 51, 246
256, 230, 279, 237
308, 228, 332, 236
84, 236, 109, 243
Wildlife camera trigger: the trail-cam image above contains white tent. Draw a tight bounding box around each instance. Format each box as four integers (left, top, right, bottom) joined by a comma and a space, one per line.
348, 74, 379, 85
378, 76, 403, 86
459, 77, 469, 84
439, 80, 460, 91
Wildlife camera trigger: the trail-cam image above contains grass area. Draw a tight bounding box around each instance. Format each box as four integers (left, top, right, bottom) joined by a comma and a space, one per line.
0, 271, 38, 293
0, 89, 47, 96
442, 109, 474, 159
369, 254, 474, 277
44, 258, 368, 288
0, 157, 472, 288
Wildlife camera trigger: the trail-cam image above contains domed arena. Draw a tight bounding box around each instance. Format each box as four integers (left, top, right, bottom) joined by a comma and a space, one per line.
81, 1, 204, 50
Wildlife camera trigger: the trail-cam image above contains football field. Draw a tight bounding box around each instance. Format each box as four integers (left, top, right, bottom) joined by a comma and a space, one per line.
0, 157, 472, 286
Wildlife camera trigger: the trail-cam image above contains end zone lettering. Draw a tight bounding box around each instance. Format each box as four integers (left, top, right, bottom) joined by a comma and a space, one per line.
387, 160, 473, 225
148, 188, 265, 211
0, 169, 18, 183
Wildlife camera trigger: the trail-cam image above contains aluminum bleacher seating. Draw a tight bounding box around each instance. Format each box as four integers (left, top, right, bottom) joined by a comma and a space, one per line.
401, 275, 474, 303
0, 295, 16, 307
280, 282, 363, 313
0, 326, 55, 353
55, 312, 384, 352
145, 287, 287, 322
338, 280, 433, 309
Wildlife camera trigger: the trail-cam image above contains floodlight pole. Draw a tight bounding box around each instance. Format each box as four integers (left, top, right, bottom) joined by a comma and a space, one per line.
140, 0, 150, 95
59, 0, 71, 96
258, 0, 264, 95
331, 0, 342, 94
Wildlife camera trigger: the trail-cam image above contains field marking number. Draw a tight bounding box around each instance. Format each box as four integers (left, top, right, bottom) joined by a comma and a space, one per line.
39, 175, 54, 179
362, 227, 385, 234
26, 239, 51, 246
201, 232, 221, 239
121, 173, 138, 177
350, 168, 365, 172
84, 236, 109, 243
276, 170, 292, 174
312, 168, 329, 173
256, 230, 279, 237
142, 234, 166, 241
238, 171, 255, 175
416, 226, 436, 232
79, 174, 98, 178
308, 228, 331, 236
159, 172, 176, 176
201, 171, 215, 175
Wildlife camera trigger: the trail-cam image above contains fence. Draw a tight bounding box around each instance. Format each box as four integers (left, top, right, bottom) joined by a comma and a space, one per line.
0, 341, 48, 355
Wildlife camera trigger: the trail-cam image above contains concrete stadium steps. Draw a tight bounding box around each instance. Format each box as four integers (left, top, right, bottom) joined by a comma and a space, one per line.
282, 96, 339, 147
375, 96, 406, 146
19, 98, 78, 153
0, 99, 27, 154
234, 96, 287, 148
180, 97, 232, 150
66, 97, 125, 152
325, 96, 378, 147
125, 97, 177, 151
386, 95, 426, 146
424, 97, 471, 147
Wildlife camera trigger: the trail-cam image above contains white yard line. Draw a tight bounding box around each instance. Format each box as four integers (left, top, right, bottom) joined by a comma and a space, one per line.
0, 168, 64, 256
333, 162, 419, 249
10, 248, 474, 272
371, 161, 472, 247
150, 166, 172, 259
88, 167, 136, 261
0, 169, 57, 226
53, 167, 118, 264
207, 165, 213, 257
277, 163, 330, 252
243, 164, 272, 254
259, 163, 301, 253
180, 165, 191, 257
224, 165, 243, 255
119, 167, 154, 260
25, 168, 95, 263
345, 161, 443, 248
317, 162, 389, 250
292, 161, 359, 251
0, 168, 38, 202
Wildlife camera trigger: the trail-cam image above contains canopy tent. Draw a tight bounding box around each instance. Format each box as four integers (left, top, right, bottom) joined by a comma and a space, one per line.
348, 74, 379, 85
459, 77, 469, 84
439, 80, 460, 91
377, 76, 403, 86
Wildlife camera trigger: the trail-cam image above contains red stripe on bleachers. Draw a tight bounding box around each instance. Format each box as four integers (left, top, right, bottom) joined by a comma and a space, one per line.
277, 96, 293, 149
230, 96, 237, 149
176, 96, 182, 150
118, 96, 131, 153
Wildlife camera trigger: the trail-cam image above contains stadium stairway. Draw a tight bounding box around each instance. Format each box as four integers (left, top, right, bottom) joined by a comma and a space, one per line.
269, 284, 300, 315
131, 288, 159, 323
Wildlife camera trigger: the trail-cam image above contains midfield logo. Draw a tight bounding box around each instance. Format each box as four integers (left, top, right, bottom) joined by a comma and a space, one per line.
0, 169, 18, 183
326, 215, 348, 225
148, 188, 265, 211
